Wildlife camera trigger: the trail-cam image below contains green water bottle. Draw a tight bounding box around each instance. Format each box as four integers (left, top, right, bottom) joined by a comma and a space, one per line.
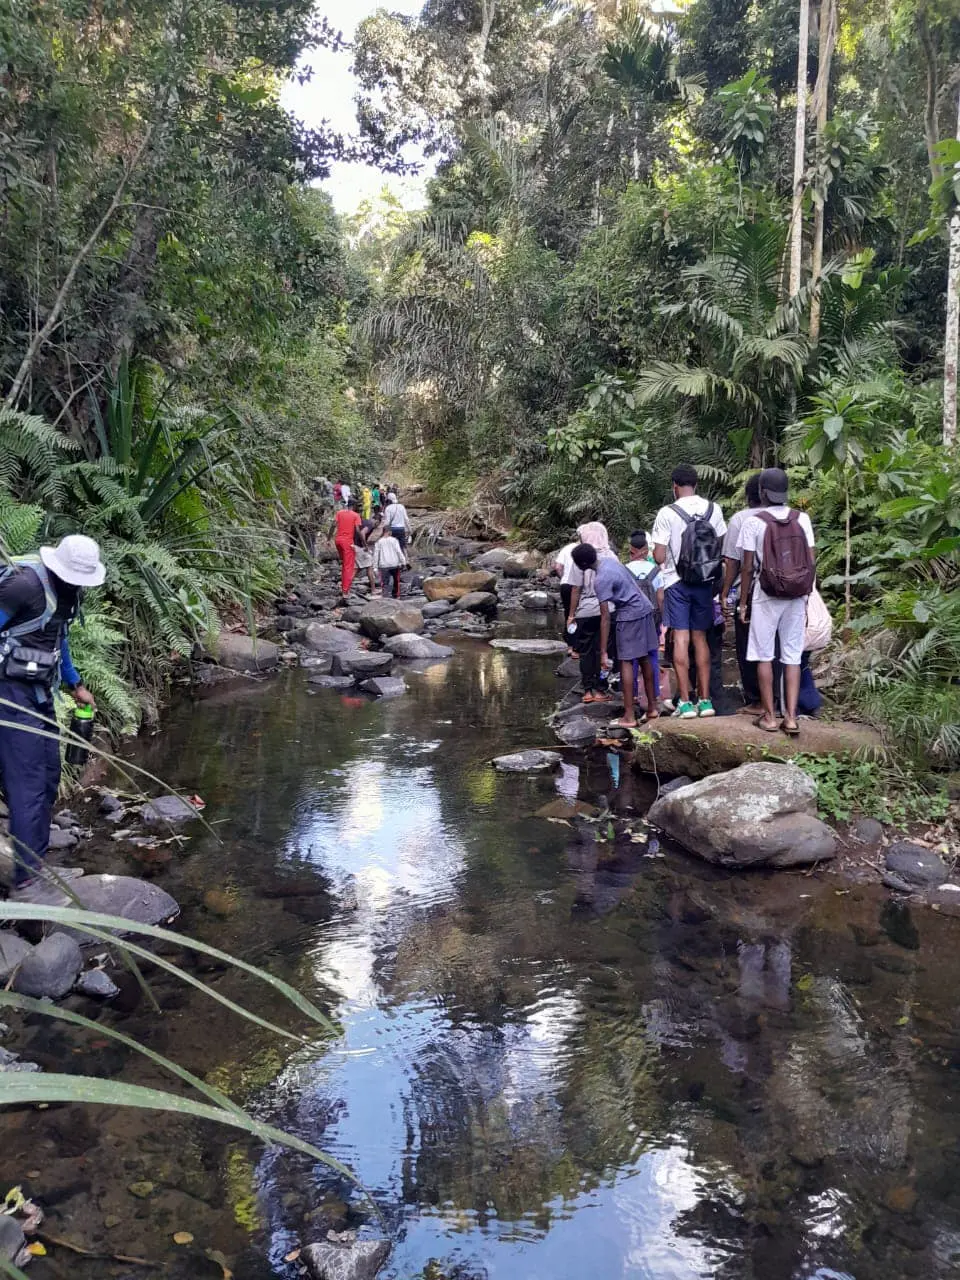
65, 705, 95, 767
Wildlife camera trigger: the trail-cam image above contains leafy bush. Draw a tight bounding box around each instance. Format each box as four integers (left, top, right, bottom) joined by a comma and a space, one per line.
792, 753, 948, 826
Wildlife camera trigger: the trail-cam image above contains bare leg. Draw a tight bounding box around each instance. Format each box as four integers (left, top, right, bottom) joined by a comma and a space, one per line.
756, 662, 779, 730
619, 660, 637, 725
672, 628, 692, 702
692, 630, 712, 702
639, 658, 660, 720
783, 665, 801, 729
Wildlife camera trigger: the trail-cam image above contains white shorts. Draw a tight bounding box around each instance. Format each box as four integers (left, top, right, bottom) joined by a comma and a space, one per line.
747, 594, 806, 665
355, 546, 373, 570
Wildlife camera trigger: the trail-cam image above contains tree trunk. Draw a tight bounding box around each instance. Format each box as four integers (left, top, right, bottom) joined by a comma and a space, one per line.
844, 480, 852, 627
919, 12, 943, 182
788, 0, 810, 299
945, 88, 960, 449
809, 0, 836, 343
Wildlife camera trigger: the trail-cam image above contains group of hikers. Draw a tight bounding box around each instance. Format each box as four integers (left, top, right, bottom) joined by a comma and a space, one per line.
329, 483, 413, 601
557, 464, 828, 735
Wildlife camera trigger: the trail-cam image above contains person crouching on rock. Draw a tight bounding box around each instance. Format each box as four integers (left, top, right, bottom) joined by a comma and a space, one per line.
571, 543, 660, 730
0, 535, 104, 901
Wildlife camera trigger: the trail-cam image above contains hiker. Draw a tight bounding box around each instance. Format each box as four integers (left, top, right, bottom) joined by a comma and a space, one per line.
721, 473, 763, 713
331, 500, 362, 599
737, 468, 816, 736
571, 543, 659, 729
0, 535, 104, 900
371, 482, 382, 518
355, 513, 378, 594
340, 480, 353, 508
333, 480, 342, 508
626, 531, 665, 707
361, 484, 373, 521
374, 528, 406, 598
566, 523, 618, 703
554, 540, 579, 648
382, 491, 412, 553
652, 464, 726, 719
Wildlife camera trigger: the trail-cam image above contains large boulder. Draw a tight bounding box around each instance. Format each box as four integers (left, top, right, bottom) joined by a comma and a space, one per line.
303, 623, 366, 656
216, 633, 279, 673
358, 600, 424, 639
648, 762, 837, 869
502, 551, 542, 579
453, 591, 498, 616
331, 651, 394, 678
13, 932, 82, 998
472, 548, 514, 571
381, 635, 455, 660
423, 571, 497, 602
302, 1239, 390, 1280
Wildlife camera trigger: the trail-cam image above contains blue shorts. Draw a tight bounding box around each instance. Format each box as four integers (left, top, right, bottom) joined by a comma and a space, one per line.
664, 581, 715, 632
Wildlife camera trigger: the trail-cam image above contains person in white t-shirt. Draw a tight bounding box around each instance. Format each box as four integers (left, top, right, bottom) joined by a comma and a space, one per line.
340, 481, 352, 508
720, 472, 763, 713
381, 493, 412, 551
737, 467, 816, 736
652, 464, 726, 718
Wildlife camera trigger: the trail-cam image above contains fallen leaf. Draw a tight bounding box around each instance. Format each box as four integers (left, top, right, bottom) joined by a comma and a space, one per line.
25, 1243, 46, 1257
127, 1181, 154, 1199
896, 1016, 909, 1026
173, 1231, 194, 1245
284, 1249, 301, 1263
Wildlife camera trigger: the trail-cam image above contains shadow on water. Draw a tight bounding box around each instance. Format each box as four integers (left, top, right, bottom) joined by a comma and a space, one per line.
8, 629, 960, 1279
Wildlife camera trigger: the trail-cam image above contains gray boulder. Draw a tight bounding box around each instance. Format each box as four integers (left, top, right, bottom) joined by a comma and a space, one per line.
141, 794, 198, 826
75, 968, 120, 999
472, 548, 513, 570
503, 552, 542, 578
852, 817, 884, 844
358, 600, 424, 639
69, 875, 180, 932
216, 633, 279, 673
659, 776, 694, 797
454, 591, 498, 615
331, 651, 394, 678
556, 656, 580, 679
883, 843, 949, 890
13, 932, 82, 998
521, 591, 551, 611
48, 825, 79, 851
0, 932, 33, 980
493, 750, 562, 772
382, 635, 455, 660
422, 600, 455, 619
556, 715, 599, 746
647, 762, 837, 869
303, 623, 366, 655
302, 654, 334, 674
360, 676, 407, 699
492, 639, 569, 656
309, 675, 356, 691
302, 1240, 390, 1280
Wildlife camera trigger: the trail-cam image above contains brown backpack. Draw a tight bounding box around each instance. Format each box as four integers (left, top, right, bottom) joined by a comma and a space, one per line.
756, 511, 816, 599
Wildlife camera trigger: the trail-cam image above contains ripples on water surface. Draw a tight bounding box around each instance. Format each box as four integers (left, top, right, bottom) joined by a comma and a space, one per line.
41, 629, 960, 1279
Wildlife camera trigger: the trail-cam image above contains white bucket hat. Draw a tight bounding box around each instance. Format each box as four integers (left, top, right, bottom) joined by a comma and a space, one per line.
40, 535, 106, 587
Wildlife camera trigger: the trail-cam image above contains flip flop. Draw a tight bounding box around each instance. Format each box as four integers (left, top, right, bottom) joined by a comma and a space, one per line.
754, 716, 782, 733
608, 718, 639, 730
782, 720, 801, 737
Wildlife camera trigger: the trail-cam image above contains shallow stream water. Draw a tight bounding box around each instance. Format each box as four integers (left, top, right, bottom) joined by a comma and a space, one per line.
6, 623, 960, 1280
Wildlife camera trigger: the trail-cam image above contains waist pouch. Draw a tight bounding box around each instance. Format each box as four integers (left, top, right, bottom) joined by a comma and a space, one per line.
2, 644, 60, 684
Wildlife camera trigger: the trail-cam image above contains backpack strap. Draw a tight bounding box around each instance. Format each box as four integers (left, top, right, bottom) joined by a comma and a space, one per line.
755, 509, 797, 527
0, 556, 59, 639
670, 503, 694, 524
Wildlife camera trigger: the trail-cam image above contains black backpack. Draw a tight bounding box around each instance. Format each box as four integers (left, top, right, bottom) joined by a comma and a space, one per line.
671, 502, 723, 588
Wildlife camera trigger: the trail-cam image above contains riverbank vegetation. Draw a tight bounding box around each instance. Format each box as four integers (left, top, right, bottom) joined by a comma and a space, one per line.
354, 0, 960, 766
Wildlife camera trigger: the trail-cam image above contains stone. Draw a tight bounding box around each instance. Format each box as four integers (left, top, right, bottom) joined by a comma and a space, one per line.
48, 825, 79, 851
502, 552, 542, 578
659, 776, 694, 797
556, 716, 599, 746
358, 600, 424, 639
521, 591, 551, 611
381, 635, 455, 660
491, 639, 569, 656
273, 616, 301, 634
75, 969, 120, 999
302, 1239, 391, 1280
556, 656, 581, 679
309, 675, 356, 691
330, 651, 394, 678
648, 762, 837, 869
422, 600, 455, 619
453, 591, 498, 616
303, 623, 366, 655
0, 932, 33, 979
340, 606, 364, 623
0, 1214, 26, 1265
13, 932, 83, 998
493, 750, 562, 772
215, 632, 280, 673
472, 548, 514, 570
141, 794, 198, 826
883, 843, 948, 889
553, 700, 623, 725
98, 792, 123, 816
851, 817, 884, 844
423, 571, 497, 602
360, 677, 407, 699
69, 875, 180, 931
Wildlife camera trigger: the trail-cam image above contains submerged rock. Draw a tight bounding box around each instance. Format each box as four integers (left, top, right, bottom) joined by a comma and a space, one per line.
358, 600, 424, 638
303, 623, 366, 655
647, 762, 837, 869
216, 633, 280, 673
382, 634, 455, 660
360, 676, 407, 699
141, 795, 198, 826
309, 675, 356, 690
556, 716, 599, 746
423, 571, 497, 602
493, 750, 562, 772
75, 968, 120, 999
302, 1239, 391, 1280
13, 932, 82, 998
491, 639, 568, 656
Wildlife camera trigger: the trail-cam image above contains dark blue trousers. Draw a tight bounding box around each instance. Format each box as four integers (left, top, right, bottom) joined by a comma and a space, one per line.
0, 678, 60, 884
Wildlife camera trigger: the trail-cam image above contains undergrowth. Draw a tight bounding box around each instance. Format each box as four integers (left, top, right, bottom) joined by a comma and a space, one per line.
792, 753, 949, 827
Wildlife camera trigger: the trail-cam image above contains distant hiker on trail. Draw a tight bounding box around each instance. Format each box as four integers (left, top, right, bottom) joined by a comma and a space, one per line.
374, 529, 406, 598
652, 464, 726, 720
382, 492, 412, 553
340, 480, 353, 508
331, 500, 362, 600
371, 483, 382, 517
721, 473, 763, 714
626, 531, 665, 707
737, 468, 816, 737
566, 522, 618, 704
0, 535, 104, 901
572, 543, 660, 730
355, 514, 378, 595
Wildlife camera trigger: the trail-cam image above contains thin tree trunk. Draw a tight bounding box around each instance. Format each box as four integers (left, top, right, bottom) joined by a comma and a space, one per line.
809, 0, 836, 343
3, 131, 152, 412
920, 12, 943, 182
945, 88, 960, 449
788, 0, 811, 299
844, 479, 852, 627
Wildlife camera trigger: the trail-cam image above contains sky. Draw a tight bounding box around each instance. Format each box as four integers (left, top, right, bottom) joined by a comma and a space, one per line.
281, 0, 430, 214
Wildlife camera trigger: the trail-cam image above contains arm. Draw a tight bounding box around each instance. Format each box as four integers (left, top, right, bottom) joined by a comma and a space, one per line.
599, 602, 612, 667
653, 543, 667, 566
721, 557, 739, 609
738, 551, 755, 623
567, 586, 581, 626
61, 633, 95, 707
656, 585, 664, 614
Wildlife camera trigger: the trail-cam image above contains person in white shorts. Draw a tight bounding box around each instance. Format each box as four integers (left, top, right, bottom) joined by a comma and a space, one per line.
737, 468, 816, 736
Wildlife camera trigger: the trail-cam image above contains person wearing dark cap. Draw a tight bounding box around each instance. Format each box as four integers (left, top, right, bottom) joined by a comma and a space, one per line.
737, 468, 816, 736
720, 473, 763, 713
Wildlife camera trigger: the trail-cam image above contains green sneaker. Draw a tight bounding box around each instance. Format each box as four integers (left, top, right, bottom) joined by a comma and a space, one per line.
698, 700, 716, 718
676, 700, 698, 720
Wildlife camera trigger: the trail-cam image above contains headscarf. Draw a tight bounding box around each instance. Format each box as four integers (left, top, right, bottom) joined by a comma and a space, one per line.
577, 522, 613, 556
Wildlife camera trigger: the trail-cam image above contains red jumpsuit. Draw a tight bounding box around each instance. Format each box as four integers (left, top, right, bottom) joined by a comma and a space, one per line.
334, 509, 361, 595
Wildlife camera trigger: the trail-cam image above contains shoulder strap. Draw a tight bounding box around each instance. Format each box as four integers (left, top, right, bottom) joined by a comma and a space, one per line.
670, 503, 695, 525
705, 502, 714, 521
756, 509, 797, 526
1, 556, 58, 639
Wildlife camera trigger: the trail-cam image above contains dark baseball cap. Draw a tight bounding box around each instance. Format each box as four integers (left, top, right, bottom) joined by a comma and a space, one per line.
759, 467, 789, 505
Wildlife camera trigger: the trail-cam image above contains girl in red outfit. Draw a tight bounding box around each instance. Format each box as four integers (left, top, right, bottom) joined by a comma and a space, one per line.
331, 502, 362, 597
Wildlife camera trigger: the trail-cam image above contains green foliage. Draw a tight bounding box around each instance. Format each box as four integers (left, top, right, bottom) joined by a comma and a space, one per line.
792, 753, 948, 827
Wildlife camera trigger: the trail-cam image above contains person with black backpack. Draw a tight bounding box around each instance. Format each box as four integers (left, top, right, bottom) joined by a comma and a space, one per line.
652, 464, 727, 719
737, 468, 816, 736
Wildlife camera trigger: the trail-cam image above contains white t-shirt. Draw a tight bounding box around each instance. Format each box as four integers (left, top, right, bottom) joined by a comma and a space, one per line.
627, 559, 665, 591
555, 543, 578, 586
652, 496, 727, 590
722, 507, 755, 563
341, 484, 352, 505
737, 507, 816, 602
383, 502, 410, 532
374, 536, 406, 570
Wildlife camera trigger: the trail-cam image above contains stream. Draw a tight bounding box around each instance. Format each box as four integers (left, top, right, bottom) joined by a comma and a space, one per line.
6, 620, 960, 1280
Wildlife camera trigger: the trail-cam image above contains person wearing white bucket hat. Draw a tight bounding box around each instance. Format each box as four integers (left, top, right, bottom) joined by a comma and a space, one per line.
0, 534, 105, 900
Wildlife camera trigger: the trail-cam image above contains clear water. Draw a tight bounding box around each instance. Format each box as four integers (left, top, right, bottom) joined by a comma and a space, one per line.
10, 629, 960, 1280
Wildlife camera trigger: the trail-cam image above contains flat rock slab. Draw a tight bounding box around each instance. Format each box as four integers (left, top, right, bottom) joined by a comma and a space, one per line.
13, 932, 82, 998
331, 652, 394, 678
648, 762, 836, 869
382, 634, 455, 660
491, 639, 569, 656
360, 676, 407, 699
637, 715, 883, 779
493, 750, 562, 772
423, 571, 497, 602
302, 1239, 391, 1280
309, 675, 356, 690
141, 795, 199, 826
303, 623, 366, 655
216, 633, 280, 673
553, 700, 624, 725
